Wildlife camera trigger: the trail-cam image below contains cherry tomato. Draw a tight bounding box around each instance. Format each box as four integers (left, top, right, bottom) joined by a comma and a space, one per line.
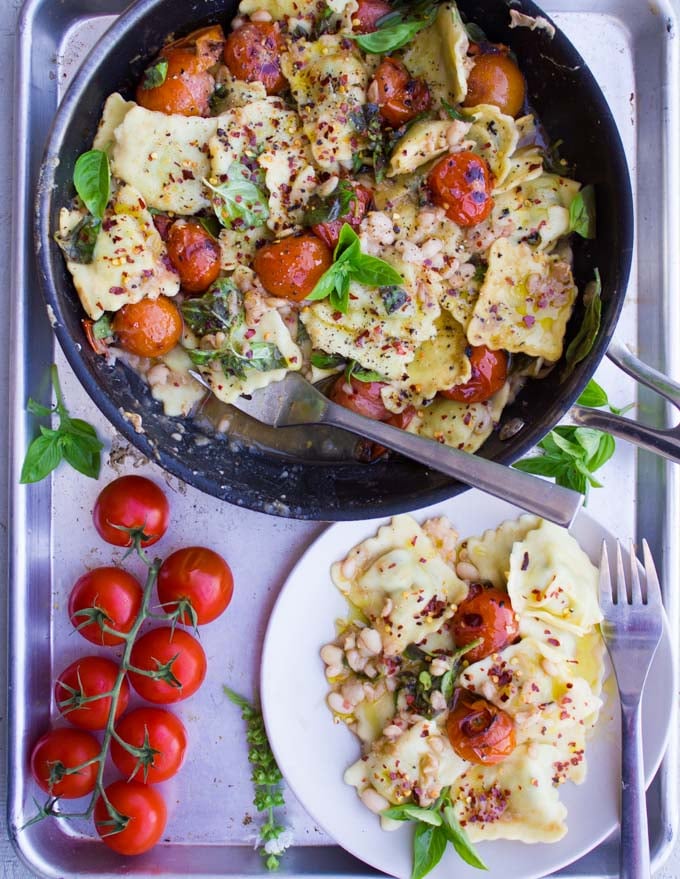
353, 0, 392, 32
311, 184, 373, 250
441, 346, 508, 403
94, 780, 167, 855
93, 476, 170, 548
463, 52, 526, 118
55, 656, 129, 731
112, 296, 183, 358
330, 376, 393, 421
450, 583, 519, 663
168, 25, 226, 67
224, 22, 286, 95
371, 57, 431, 128
136, 47, 214, 117
157, 547, 234, 625
30, 728, 100, 799
446, 688, 516, 764
428, 151, 494, 227
111, 708, 187, 784
253, 234, 332, 302
129, 628, 207, 704
69, 567, 143, 647
166, 220, 221, 294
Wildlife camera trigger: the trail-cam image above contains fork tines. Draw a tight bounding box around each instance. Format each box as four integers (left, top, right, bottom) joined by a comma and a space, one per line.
599, 539, 663, 608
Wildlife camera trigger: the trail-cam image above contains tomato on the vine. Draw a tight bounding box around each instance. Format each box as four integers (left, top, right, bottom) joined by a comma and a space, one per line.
129, 627, 206, 703
111, 707, 188, 784
93, 475, 169, 548
55, 656, 129, 730
157, 547, 234, 625
94, 780, 167, 855
30, 728, 100, 799
69, 567, 143, 646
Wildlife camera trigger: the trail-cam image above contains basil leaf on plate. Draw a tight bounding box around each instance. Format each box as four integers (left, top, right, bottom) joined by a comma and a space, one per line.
411, 823, 448, 879
442, 807, 488, 870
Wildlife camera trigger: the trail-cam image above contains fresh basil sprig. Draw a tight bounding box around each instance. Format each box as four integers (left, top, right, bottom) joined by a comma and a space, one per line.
568, 184, 596, 239
20, 365, 103, 484
382, 787, 487, 878
307, 224, 403, 313
563, 268, 602, 376
141, 58, 169, 90
350, 5, 437, 53
73, 149, 110, 220
204, 162, 269, 230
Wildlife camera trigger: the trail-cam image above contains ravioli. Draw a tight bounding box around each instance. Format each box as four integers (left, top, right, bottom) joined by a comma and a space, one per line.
461, 515, 541, 588
492, 173, 582, 250
92, 92, 135, 153
465, 104, 520, 189
402, 3, 470, 106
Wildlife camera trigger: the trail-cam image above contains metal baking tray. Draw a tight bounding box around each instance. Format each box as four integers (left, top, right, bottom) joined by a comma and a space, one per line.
7, 0, 679, 876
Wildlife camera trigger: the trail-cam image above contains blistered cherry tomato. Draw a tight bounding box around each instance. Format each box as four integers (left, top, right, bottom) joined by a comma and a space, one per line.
353, 0, 392, 32
112, 296, 183, 358
311, 184, 373, 250
30, 728, 101, 799
446, 688, 516, 764
450, 583, 519, 663
463, 52, 526, 117
111, 707, 188, 784
94, 780, 167, 855
69, 567, 143, 646
93, 475, 170, 548
372, 57, 431, 128
441, 346, 508, 403
224, 22, 286, 95
136, 48, 213, 117
330, 376, 393, 421
55, 656, 129, 730
166, 220, 221, 294
157, 547, 234, 625
428, 151, 494, 227
129, 628, 207, 704
254, 234, 332, 301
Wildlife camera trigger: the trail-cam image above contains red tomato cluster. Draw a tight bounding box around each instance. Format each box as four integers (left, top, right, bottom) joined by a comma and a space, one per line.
30, 475, 234, 856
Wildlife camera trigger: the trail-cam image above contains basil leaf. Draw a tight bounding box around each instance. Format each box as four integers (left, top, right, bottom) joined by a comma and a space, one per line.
307, 266, 343, 303
411, 823, 448, 879
198, 214, 222, 239
402, 807, 442, 826
513, 456, 570, 478
587, 432, 616, 471
27, 398, 54, 418
577, 378, 608, 408
381, 285, 409, 314
19, 433, 63, 484
204, 163, 269, 230
351, 16, 433, 53
247, 342, 287, 372
569, 184, 596, 239
549, 429, 585, 459
58, 215, 101, 264
573, 427, 603, 461
350, 103, 389, 180
564, 269, 602, 376
442, 100, 475, 122
346, 361, 385, 383
141, 58, 169, 90
73, 150, 110, 220
353, 254, 403, 287
61, 435, 101, 479
303, 179, 357, 226
442, 807, 488, 870
310, 350, 345, 370
439, 669, 455, 702
92, 314, 113, 340
181, 279, 243, 336
329, 271, 351, 313
335, 222, 361, 256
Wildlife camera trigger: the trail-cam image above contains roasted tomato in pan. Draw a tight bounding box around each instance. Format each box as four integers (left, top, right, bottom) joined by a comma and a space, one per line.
94, 780, 167, 855
112, 296, 183, 358
311, 183, 373, 250
329, 376, 393, 422
352, 0, 392, 33
254, 234, 333, 301
441, 346, 508, 404
371, 57, 432, 128
166, 220, 221, 294
446, 687, 516, 764
428, 151, 494, 227
30, 728, 101, 799
93, 475, 170, 548
224, 21, 287, 95
463, 49, 526, 118
69, 566, 143, 647
55, 656, 129, 730
450, 583, 519, 663
111, 707, 188, 784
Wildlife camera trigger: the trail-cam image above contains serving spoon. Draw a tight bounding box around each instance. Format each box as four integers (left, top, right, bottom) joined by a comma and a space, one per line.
189, 370, 583, 526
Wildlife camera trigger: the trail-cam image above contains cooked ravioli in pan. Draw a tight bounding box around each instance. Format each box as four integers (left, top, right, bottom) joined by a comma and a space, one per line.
57, 0, 596, 458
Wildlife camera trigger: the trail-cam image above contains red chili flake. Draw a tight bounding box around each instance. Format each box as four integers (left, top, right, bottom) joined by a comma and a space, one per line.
109, 286, 125, 296
523, 315, 536, 328
244, 328, 256, 339
547, 637, 560, 647
521, 552, 530, 571
182, 169, 195, 181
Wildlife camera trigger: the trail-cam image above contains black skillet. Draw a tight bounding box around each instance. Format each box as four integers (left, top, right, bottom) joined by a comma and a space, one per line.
36, 0, 634, 520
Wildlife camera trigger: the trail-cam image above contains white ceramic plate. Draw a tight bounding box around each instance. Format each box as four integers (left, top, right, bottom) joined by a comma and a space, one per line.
261, 493, 674, 879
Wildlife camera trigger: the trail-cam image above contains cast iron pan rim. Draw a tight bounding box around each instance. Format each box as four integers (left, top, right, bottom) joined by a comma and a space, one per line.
36, 0, 634, 520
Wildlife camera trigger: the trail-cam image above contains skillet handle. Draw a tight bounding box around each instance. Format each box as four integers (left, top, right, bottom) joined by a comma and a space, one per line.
607, 339, 680, 408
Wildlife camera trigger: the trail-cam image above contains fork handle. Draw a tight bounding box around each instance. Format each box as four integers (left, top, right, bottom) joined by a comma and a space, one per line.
620, 699, 651, 879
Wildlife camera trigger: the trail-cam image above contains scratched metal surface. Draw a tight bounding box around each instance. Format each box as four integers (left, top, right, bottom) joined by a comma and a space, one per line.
3, 1, 680, 877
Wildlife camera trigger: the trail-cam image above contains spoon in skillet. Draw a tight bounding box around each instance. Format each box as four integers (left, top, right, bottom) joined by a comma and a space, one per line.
190, 369, 583, 526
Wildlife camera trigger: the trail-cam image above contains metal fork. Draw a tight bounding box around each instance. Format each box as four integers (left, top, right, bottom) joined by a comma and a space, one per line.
190, 370, 583, 526
599, 540, 664, 879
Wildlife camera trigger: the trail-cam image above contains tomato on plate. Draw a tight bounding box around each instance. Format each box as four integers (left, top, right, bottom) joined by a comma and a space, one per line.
30, 728, 100, 799
129, 627, 206, 704
253, 234, 332, 301
111, 707, 187, 784
463, 50, 526, 118
446, 687, 516, 764
441, 346, 508, 404
69, 567, 143, 647
166, 220, 221, 294
311, 184, 373, 250
93, 476, 170, 548
55, 656, 129, 730
112, 296, 183, 359
94, 780, 167, 855
157, 547, 234, 625
371, 57, 431, 128
450, 583, 519, 663
352, 0, 392, 33
224, 22, 287, 95
427, 151, 494, 227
